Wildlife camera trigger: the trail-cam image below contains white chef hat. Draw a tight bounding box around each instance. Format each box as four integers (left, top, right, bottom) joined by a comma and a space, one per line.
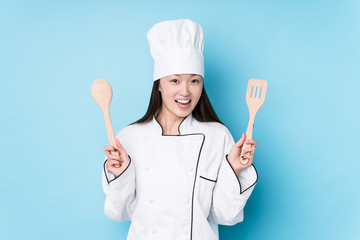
147, 19, 204, 81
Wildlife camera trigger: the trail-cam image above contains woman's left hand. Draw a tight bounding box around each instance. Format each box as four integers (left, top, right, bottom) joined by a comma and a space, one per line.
227, 133, 258, 175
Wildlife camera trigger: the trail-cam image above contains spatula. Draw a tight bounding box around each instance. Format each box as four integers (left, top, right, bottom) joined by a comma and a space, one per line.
240, 78, 268, 165
91, 78, 120, 168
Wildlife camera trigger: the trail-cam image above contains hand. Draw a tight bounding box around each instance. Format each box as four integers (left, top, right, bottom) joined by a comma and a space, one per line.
227, 133, 258, 175
104, 138, 130, 178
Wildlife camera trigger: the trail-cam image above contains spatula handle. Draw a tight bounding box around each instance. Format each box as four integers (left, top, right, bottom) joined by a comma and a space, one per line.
240, 114, 255, 165
103, 108, 121, 168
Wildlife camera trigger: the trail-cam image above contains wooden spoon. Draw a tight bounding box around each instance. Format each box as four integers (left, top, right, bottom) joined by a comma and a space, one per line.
240, 78, 268, 165
91, 78, 120, 167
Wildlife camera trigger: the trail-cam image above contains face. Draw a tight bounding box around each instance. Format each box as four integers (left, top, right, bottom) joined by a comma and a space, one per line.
158, 74, 203, 120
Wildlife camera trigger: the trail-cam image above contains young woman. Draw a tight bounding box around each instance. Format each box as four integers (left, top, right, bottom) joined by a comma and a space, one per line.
102, 19, 258, 240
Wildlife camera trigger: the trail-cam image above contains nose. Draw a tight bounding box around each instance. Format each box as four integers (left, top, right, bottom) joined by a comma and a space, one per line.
179, 82, 190, 96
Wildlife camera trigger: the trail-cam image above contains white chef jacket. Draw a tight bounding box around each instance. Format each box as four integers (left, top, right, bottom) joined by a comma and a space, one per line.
102, 113, 258, 240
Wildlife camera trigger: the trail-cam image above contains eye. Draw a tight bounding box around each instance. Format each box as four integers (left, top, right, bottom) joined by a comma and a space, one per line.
171, 79, 179, 83
191, 79, 200, 84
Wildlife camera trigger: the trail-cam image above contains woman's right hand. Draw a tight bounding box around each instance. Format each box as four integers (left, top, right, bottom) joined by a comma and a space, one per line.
104, 138, 130, 178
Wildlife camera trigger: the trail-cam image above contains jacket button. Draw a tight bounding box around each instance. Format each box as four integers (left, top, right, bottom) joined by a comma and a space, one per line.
144, 166, 150, 171
148, 199, 154, 204
152, 229, 157, 234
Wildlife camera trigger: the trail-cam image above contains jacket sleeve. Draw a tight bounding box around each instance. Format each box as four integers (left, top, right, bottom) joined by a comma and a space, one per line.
102, 154, 137, 222
208, 129, 258, 225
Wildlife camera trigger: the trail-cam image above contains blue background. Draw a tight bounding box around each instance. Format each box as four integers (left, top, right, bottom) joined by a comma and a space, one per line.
1, 0, 359, 239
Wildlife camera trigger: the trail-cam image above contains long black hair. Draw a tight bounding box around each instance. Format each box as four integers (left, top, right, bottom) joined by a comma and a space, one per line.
133, 79, 223, 124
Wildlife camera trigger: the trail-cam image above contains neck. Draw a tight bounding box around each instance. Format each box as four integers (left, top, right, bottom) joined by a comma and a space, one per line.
156, 111, 185, 135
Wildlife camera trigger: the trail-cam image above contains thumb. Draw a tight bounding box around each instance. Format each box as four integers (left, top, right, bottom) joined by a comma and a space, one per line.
235, 133, 246, 147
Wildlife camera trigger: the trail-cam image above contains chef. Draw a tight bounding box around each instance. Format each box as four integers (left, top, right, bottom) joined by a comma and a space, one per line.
102, 19, 258, 240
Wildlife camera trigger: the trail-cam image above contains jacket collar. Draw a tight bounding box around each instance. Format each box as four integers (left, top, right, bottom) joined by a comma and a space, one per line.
153, 113, 194, 136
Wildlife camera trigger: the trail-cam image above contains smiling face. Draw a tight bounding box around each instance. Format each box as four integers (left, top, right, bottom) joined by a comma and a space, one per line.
158, 74, 203, 121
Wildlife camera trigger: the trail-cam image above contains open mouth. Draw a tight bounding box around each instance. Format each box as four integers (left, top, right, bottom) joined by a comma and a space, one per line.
175, 99, 191, 109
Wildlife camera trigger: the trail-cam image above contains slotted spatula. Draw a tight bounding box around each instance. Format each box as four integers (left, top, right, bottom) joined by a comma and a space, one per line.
91, 78, 120, 168
240, 78, 268, 165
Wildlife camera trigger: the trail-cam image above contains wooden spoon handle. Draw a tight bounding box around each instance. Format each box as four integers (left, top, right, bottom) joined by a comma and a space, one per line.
103, 108, 120, 168
240, 114, 255, 165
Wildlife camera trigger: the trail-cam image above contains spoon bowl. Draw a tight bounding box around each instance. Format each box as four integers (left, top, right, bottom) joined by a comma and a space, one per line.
91, 78, 113, 111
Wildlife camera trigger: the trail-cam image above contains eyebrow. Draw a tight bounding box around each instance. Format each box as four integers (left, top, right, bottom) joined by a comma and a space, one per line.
174, 74, 198, 76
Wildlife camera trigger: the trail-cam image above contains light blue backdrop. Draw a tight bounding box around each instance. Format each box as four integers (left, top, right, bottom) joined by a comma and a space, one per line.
1, 0, 359, 239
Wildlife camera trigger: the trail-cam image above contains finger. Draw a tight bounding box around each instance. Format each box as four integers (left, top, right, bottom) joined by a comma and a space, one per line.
109, 158, 123, 164
245, 139, 258, 147
244, 153, 254, 161
106, 163, 121, 171
105, 151, 111, 159
109, 153, 122, 161
106, 143, 120, 157
106, 159, 119, 168
104, 145, 114, 151
107, 159, 122, 168
241, 140, 257, 157
104, 148, 115, 159
116, 138, 129, 157
235, 133, 246, 147
241, 147, 256, 155
242, 154, 254, 165
104, 145, 117, 154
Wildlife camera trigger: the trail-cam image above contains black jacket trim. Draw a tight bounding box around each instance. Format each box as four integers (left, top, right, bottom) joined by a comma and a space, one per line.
151, 132, 205, 240
103, 155, 132, 184
199, 175, 217, 183
225, 154, 258, 194
148, 127, 205, 240
154, 114, 189, 136
189, 133, 205, 240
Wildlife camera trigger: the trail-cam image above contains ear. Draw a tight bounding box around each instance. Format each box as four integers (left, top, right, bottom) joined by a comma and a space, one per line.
158, 81, 162, 92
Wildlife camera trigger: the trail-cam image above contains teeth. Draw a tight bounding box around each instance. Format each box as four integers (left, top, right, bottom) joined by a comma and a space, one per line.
176, 99, 190, 104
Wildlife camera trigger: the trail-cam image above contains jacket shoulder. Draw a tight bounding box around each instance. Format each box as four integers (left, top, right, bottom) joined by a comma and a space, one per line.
116, 121, 151, 139
118, 122, 150, 135
114, 122, 151, 153
195, 121, 232, 139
